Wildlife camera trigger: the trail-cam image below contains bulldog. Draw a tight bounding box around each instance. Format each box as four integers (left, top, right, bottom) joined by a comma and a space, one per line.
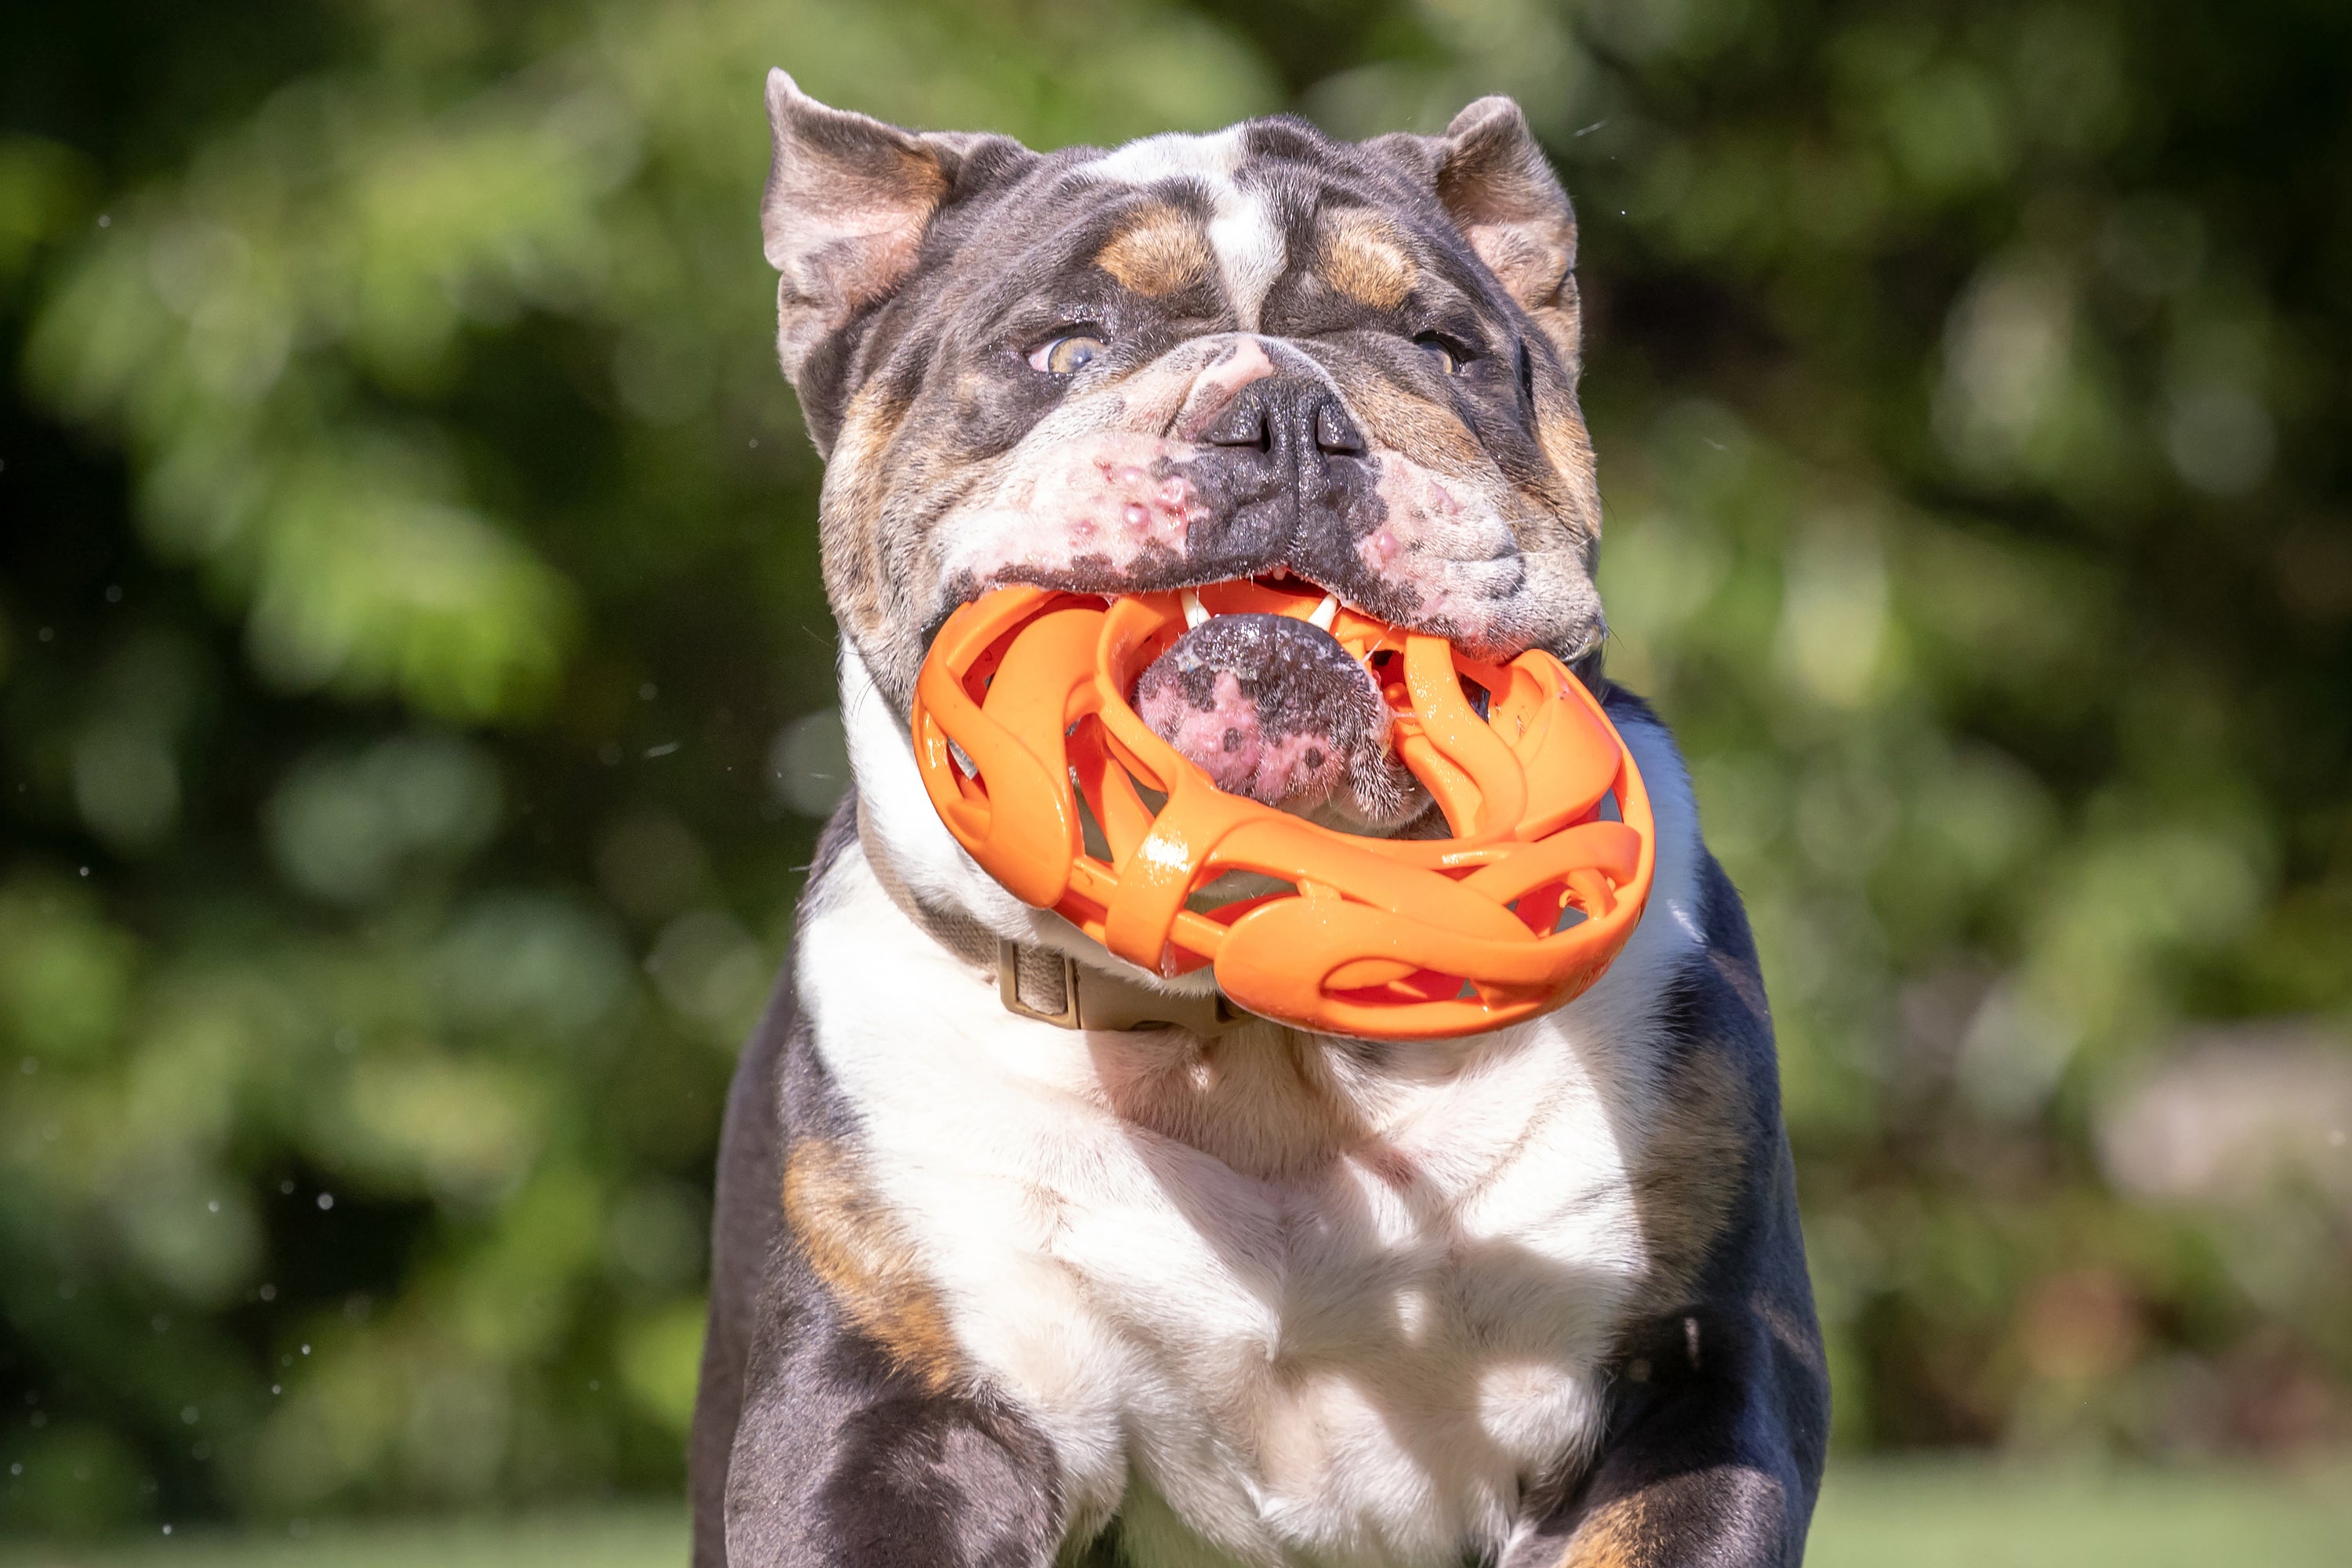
691, 69, 1828, 1567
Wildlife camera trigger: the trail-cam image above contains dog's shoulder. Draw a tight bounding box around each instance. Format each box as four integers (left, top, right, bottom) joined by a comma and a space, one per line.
1591, 682, 1819, 1345
1514, 688, 1829, 1566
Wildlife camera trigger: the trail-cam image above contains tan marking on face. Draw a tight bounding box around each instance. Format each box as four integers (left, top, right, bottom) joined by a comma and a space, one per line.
1628, 1016, 1751, 1311
1316, 209, 1416, 310
819, 379, 919, 661
1537, 408, 1599, 532
1557, 1493, 1646, 1566
1530, 367, 1601, 539
782, 1137, 963, 1392
1345, 368, 1491, 477
1095, 204, 1214, 296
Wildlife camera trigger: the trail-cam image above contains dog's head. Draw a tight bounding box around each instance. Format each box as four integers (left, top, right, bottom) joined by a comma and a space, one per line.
764, 71, 1603, 833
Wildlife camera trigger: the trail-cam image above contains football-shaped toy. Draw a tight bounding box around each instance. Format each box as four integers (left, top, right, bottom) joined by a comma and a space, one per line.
909, 579, 1655, 1040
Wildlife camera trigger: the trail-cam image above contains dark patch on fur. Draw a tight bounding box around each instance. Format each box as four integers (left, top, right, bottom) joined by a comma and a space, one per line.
694, 802, 1067, 1566
689, 929, 794, 1566
1502, 786, 1829, 1567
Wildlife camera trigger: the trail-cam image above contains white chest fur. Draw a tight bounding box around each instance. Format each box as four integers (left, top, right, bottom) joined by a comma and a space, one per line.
801, 655, 1707, 1567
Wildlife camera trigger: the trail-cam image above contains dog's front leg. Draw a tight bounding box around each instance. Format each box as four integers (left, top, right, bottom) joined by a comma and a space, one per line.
1508, 873, 1830, 1568
722, 1348, 1062, 1567
1506, 1130, 1829, 1568
718, 1017, 1068, 1568
1511, 1298, 1824, 1566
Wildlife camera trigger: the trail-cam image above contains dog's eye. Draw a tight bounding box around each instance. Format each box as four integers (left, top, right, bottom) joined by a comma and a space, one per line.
1414, 333, 1468, 376
1030, 332, 1109, 375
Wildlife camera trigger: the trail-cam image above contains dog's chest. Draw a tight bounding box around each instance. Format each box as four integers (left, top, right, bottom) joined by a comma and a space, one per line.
800, 859, 1664, 1567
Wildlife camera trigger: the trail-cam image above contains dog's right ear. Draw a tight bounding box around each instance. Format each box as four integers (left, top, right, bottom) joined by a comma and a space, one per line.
760, 71, 978, 385
1366, 99, 1581, 376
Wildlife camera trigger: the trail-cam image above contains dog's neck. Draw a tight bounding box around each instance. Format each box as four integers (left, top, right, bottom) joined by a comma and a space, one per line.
837, 639, 1442, 1175
828, 631, 1723, 1191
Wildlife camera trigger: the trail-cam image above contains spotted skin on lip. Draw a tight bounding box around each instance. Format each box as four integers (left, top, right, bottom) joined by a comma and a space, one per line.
947, 432, 1210, 583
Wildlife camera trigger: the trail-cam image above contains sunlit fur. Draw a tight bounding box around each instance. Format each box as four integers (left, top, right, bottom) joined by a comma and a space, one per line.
721, 81, 1824, 1567
810, 677, 1710, 1564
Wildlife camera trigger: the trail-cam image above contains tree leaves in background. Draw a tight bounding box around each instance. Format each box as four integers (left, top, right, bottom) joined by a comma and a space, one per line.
2, 0, 2347, 1537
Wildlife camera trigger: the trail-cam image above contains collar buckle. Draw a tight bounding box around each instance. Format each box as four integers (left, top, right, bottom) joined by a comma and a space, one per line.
998, 939, 1247, 1036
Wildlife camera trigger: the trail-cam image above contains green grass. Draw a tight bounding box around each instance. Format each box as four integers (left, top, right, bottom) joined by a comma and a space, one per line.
0, 1509, 688, 1568
5, 1461, 2349, 1566
1805, 1460, 2352, 1568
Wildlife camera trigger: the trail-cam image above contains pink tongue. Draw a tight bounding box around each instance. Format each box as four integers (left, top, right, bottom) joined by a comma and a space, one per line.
1133, 613, 1386, 808
1141, 668, 1346, 801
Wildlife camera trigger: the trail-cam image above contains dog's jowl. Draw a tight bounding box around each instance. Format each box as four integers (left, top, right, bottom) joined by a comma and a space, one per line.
693, 69, 1828, 1568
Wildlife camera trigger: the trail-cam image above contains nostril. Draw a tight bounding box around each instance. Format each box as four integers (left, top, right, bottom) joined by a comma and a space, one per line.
1313, 400, 1366, 457
1204, 387, 1274, 451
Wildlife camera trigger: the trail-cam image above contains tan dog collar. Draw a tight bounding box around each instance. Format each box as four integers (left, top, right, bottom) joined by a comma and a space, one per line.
856, 806, 1248, 1037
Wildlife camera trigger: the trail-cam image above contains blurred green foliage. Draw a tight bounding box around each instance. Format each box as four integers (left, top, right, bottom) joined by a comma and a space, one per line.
3, 0, 2347, 1539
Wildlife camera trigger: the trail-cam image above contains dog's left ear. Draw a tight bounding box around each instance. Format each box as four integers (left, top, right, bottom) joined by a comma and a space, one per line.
1373, 98, 1581, 372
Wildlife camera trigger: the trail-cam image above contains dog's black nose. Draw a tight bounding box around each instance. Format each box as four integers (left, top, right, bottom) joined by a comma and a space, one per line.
1173, 373, 1381, 590
1201, 376, 1367, 459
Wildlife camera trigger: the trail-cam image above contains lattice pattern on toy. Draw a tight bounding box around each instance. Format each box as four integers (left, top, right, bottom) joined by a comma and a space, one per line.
910, 581, 1655, 1040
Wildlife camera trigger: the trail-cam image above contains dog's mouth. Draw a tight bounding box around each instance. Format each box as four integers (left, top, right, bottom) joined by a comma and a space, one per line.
924, 564, 1536, 837
1127, 572, 1436, 835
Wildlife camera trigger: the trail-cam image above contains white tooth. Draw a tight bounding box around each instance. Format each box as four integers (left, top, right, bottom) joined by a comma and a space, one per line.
1182, 588, 1210, 630
1308, 593, 1338, 631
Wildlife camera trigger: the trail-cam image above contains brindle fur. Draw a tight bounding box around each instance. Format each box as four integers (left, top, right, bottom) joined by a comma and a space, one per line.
695, 74, 1827, 1568
761, 74, 1605, 712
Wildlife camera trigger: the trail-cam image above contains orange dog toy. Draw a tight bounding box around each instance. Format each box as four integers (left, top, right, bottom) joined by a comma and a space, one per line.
909, 580, 1655, 1040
